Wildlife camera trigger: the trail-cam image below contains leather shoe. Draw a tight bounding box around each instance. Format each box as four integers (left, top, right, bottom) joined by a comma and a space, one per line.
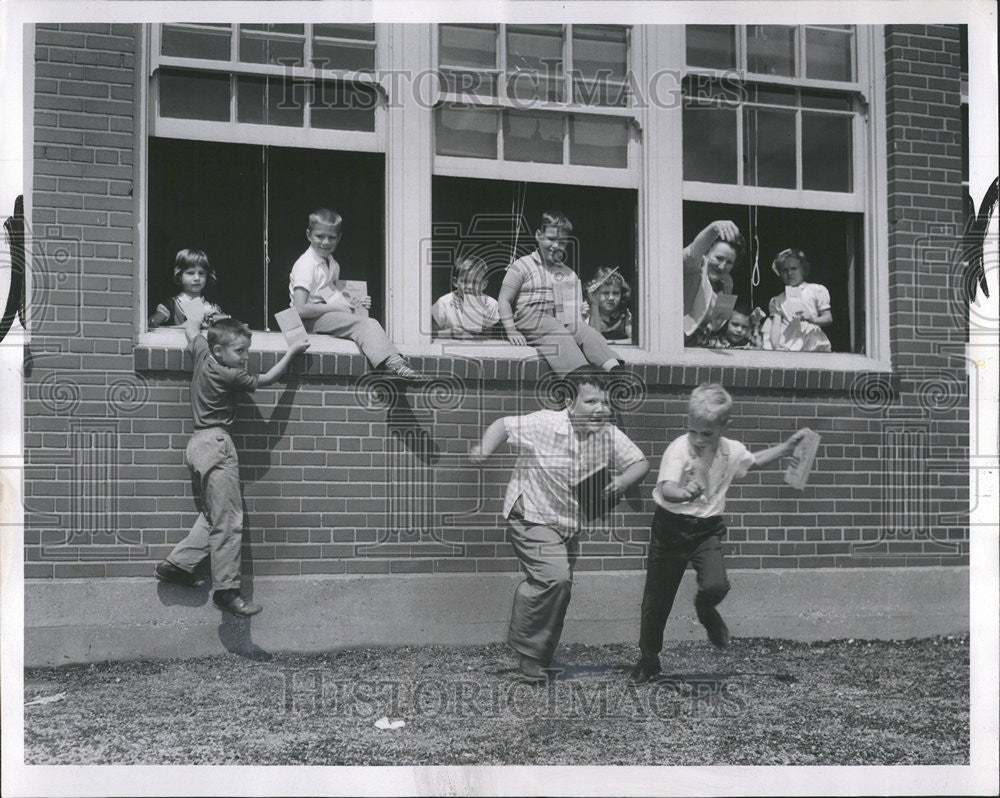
700, 607, 731, 649
154, 560, 205, 588
517, 654, 547, 684
629, 656, 662, 684
213, 590, 262, 617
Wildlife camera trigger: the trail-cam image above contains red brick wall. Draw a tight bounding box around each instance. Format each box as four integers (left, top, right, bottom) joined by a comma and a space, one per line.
24, 24, 970, 579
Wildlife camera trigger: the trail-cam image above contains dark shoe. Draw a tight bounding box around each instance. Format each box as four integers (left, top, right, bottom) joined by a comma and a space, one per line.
155, 560, 206, 588
629, 656, 662, 684
213, 589, 262, 617
700, 607, 731, 649
518, 655, 547, 685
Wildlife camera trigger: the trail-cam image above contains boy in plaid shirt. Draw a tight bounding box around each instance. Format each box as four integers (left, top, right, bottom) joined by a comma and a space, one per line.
470, 369, 649, 683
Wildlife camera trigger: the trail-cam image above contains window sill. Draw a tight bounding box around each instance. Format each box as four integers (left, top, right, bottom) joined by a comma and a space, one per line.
136, 328, 891, 391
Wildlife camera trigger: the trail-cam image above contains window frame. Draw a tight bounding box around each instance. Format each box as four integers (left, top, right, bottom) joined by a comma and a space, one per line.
137, 23, 891, 373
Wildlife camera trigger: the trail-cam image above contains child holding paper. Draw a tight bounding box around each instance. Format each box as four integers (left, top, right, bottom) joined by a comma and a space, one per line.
630, 384, 808, 683
762, 249, 833, 352
289, 208, 426, 380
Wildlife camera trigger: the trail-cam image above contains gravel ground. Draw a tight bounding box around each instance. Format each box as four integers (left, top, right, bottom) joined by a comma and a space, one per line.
24, 636, 968, 766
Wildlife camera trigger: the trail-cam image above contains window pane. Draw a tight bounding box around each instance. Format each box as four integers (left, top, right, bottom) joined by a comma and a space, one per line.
683, 106, 737, 183
743, 106, 796, 188
686, 25, 736, 69
507, 25, 564, 102
746, 25, 796, 77
312, 24, 375, 72
314, 23, 376, 43
439, 24, 497, 69
572, 25, 629, 107
435, 107, 498, 158
311, 81, 377, 131
572, 26, 627, 82
569, 115, 628, 168
236, 76, 304, 127
238, 24, 304, 67
439, 70, 498, 98
801, 90, 853, 111
806, 28, 855, 82
159, 69, 230, 121
802, 112, 852, 191
161, 24, 232, 61
312, 38, 375, 72
504, 111, 563, 164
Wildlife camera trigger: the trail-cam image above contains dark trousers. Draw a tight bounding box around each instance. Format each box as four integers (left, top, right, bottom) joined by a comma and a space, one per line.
638, 507, 731, 658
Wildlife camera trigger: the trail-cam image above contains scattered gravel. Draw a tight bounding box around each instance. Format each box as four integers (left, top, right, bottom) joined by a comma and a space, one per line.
24, 636, 969, 765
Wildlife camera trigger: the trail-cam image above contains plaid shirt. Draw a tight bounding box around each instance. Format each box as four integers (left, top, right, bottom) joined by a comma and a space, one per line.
503, 409, 646, 538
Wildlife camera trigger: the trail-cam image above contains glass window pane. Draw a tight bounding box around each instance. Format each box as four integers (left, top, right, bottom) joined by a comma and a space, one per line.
569, 115, 628, 168
507, 25, 564, 102
572, 78, 629, 107
752, 85, 797, 106
572, 26, 628, 82
314, 24, 376, 42
686, 26, 736, 69
159, 69, 230, 121
161, 24, 232, 61
435, 107, 498, 158
238, 24, 304, 67
743, 106, 796, 188
312, 40, 375, 72
439, 24, 497, 69
806, 28, 855, 82
801, 90, 853, 111
504, 111, 563, 163
802, 112, 852, 191
311, 81, 377, 131
746, 25, 796, 77
683, 106, 737, 183
236, 76, 304, 127
439, 69, 498, 98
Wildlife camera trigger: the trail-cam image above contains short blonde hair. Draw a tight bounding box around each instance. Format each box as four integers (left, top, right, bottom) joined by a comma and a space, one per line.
688, 383, 733, 424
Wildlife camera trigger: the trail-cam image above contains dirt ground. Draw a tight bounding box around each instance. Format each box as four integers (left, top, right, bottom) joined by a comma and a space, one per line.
23, 636, 968, 766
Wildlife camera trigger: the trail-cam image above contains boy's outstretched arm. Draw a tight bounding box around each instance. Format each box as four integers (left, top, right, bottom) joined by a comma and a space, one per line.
751, 428, 809, 469
606, 458, 650, 497
469, 418, 508, 464
258, 340, 311, 387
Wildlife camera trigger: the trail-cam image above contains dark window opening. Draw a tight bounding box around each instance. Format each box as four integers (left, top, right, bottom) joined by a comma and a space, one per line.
683, 201, 864, 354
148, 137, 384, 332
431, 175, 638, 344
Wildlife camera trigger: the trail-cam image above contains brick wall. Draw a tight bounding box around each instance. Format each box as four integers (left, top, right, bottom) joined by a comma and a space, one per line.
24, 24, 970, 580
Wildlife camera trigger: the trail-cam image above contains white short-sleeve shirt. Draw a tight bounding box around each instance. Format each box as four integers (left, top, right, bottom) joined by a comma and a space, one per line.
653, 434, 755, 517
289, 247, 340, 306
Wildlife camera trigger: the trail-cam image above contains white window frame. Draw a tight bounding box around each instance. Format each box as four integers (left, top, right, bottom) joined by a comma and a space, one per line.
668, 24, 889, 370
148, 23, 385, 153
138, 24, 890, 373
432, 23, 642, 189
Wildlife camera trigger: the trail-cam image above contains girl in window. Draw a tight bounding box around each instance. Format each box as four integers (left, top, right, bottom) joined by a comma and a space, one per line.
149, 249, 227, 329
762, 248, 833, 352
683, 220, 747, 347
585, 266, 633, 342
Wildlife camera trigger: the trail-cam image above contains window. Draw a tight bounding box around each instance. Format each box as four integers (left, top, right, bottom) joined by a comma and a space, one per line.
140, 24, 887, 369
146, 24, 385, 332
682, 25, 870, 353
431, 24, 640, 344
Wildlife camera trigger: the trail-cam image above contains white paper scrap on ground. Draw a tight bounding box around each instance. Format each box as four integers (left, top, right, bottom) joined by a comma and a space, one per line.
25, 692, 66, 707
374, 716, 405, 730
785, 428, 821, 490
